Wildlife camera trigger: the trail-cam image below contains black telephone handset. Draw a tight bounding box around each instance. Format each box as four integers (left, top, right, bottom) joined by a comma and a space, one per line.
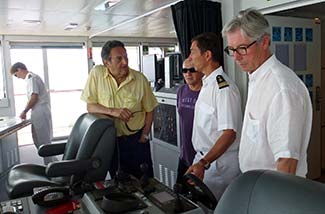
31, 186, 71, 207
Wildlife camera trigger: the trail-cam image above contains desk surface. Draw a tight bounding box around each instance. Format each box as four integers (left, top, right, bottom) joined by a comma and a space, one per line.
0, 117, 31, 139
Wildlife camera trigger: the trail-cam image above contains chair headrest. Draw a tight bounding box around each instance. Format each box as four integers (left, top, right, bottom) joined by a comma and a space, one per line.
215, 170, 325, 214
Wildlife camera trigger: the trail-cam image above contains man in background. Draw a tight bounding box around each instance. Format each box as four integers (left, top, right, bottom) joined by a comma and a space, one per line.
222, 8, 312, 177
10, 62, 53, 165
81, 40, 158, 179
176, 58, 203, 189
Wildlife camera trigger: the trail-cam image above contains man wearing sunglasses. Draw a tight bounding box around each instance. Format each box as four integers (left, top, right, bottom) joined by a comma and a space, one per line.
176, 58, 203, 191
10, 62, 53, 165
222, 8, 312, 177
186, 33, 242, 200
81, 40, 158, 179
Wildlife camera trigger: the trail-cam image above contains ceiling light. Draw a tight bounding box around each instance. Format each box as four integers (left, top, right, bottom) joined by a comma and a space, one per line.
94, 0, 121, 11
23, 19, 41, 25
64, 23, 78, 31
314, 17, 321, 24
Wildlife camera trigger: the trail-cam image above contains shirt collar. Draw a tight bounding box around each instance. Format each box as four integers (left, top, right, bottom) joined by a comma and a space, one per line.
25, 72, 32, 81
202, 66, 224, 86
249, 54, 275, 82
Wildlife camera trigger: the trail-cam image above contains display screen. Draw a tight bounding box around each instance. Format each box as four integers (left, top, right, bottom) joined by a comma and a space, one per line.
151, 191, 175, 203
153, 103, 177, 146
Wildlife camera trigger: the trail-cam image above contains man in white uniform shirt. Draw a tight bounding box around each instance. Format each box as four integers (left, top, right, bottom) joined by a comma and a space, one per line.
186, 33, 242, 200
10, 62, 53, 165
222, 8, 312, 177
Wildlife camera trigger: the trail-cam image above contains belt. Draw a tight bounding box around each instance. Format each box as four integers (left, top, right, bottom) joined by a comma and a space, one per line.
117, 129, 142, 141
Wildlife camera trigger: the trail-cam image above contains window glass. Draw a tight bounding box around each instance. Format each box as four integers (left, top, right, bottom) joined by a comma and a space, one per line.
10, 49, 44, 96
0, 45, 5, 99
10, 47, 89, 144
148, 46, 176, 59
47, 48, 89, 137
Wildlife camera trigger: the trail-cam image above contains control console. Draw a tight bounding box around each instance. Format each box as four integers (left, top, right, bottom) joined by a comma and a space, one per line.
81, 177, 204, 214
0, 198, 30, 214
143, 178, 198, 213
0, 175, 208, 214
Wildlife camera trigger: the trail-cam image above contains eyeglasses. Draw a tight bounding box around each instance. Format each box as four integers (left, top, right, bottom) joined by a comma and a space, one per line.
224, 40, 257, 56
182, 68, 196, 73
109, 55, 128, 63
125, 111, 144, 132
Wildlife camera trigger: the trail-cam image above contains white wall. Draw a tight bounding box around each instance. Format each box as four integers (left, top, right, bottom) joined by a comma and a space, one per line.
221, 0, 249, 109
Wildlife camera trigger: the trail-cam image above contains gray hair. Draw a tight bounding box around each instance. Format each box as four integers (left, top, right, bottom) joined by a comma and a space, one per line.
222, 8, 270, 41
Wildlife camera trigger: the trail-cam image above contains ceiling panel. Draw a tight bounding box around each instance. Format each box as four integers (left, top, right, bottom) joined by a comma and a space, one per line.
99, 7, 176, 38
0, 0, 180, 38
270, 1, 325, 20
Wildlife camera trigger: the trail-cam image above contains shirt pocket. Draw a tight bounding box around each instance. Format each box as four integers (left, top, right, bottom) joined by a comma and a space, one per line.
123, 95, 139, 110
246, 113, 260, 143
98, 91, 112, 105
197, 102, 215, 130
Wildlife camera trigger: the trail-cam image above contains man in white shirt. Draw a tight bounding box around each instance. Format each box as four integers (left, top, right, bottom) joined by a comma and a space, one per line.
10, 62, 53, 165
222, 8, 312, 177
186, 32, 242, 200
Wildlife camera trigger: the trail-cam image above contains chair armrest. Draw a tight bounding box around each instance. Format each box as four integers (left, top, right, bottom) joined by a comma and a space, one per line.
38, 142, 67, 157
45, 159, 93, 177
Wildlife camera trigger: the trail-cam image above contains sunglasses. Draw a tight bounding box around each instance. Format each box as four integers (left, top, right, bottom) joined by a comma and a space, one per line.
182, 68, 196, 73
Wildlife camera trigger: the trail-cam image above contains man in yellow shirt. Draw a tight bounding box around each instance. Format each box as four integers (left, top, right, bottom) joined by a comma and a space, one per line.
81, 40, 158, 179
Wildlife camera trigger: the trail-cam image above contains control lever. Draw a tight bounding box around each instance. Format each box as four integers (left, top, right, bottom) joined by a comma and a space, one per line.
140, 163, 155, 195
140, 163, 149, 188
173, 183, 184, 213
1, 205, 17, 214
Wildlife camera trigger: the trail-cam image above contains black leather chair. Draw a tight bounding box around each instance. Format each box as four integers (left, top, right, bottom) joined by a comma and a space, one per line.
214, 170, 325, 214
6, 113, 116, 199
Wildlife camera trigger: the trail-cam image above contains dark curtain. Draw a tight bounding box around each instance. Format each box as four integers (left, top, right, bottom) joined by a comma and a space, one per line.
171, 0, 223, 65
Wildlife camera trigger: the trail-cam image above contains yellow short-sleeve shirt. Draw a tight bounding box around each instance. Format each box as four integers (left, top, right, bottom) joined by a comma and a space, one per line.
81, 65, 158, 136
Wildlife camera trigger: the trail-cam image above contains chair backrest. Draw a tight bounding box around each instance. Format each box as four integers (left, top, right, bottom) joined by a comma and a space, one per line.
215, 170, 325, 214
61, 113, 116, 184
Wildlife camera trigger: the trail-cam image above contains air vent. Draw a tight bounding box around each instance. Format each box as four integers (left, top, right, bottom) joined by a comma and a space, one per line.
23, 20, 41, 25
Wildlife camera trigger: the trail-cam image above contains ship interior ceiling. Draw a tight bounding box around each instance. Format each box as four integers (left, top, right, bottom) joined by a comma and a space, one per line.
0, 0, 180, 38
1, 0, 325, 212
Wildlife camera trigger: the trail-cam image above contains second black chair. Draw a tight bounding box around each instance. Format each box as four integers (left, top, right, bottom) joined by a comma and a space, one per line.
6, 113, 116, 199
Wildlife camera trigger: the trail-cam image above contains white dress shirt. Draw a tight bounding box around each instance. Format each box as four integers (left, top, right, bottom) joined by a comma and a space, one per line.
239, 55, 312, 177
192, 67, 242, 153
191, 66, 242, 200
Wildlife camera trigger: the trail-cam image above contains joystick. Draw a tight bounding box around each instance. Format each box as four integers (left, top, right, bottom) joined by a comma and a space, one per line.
140, 163, 155, 195
173, 183, 184, 213
140, 163, 149, 188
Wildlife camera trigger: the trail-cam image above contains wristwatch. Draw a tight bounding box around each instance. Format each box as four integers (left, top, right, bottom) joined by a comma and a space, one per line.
199, 158, 211, 170
142, 134, 149, 140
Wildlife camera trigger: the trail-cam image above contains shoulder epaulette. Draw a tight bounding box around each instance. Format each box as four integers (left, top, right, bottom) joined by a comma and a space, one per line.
216, 75, 229, 89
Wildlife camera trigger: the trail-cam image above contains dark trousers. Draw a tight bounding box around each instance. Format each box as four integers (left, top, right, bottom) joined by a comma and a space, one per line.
109, 130, 153, 179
